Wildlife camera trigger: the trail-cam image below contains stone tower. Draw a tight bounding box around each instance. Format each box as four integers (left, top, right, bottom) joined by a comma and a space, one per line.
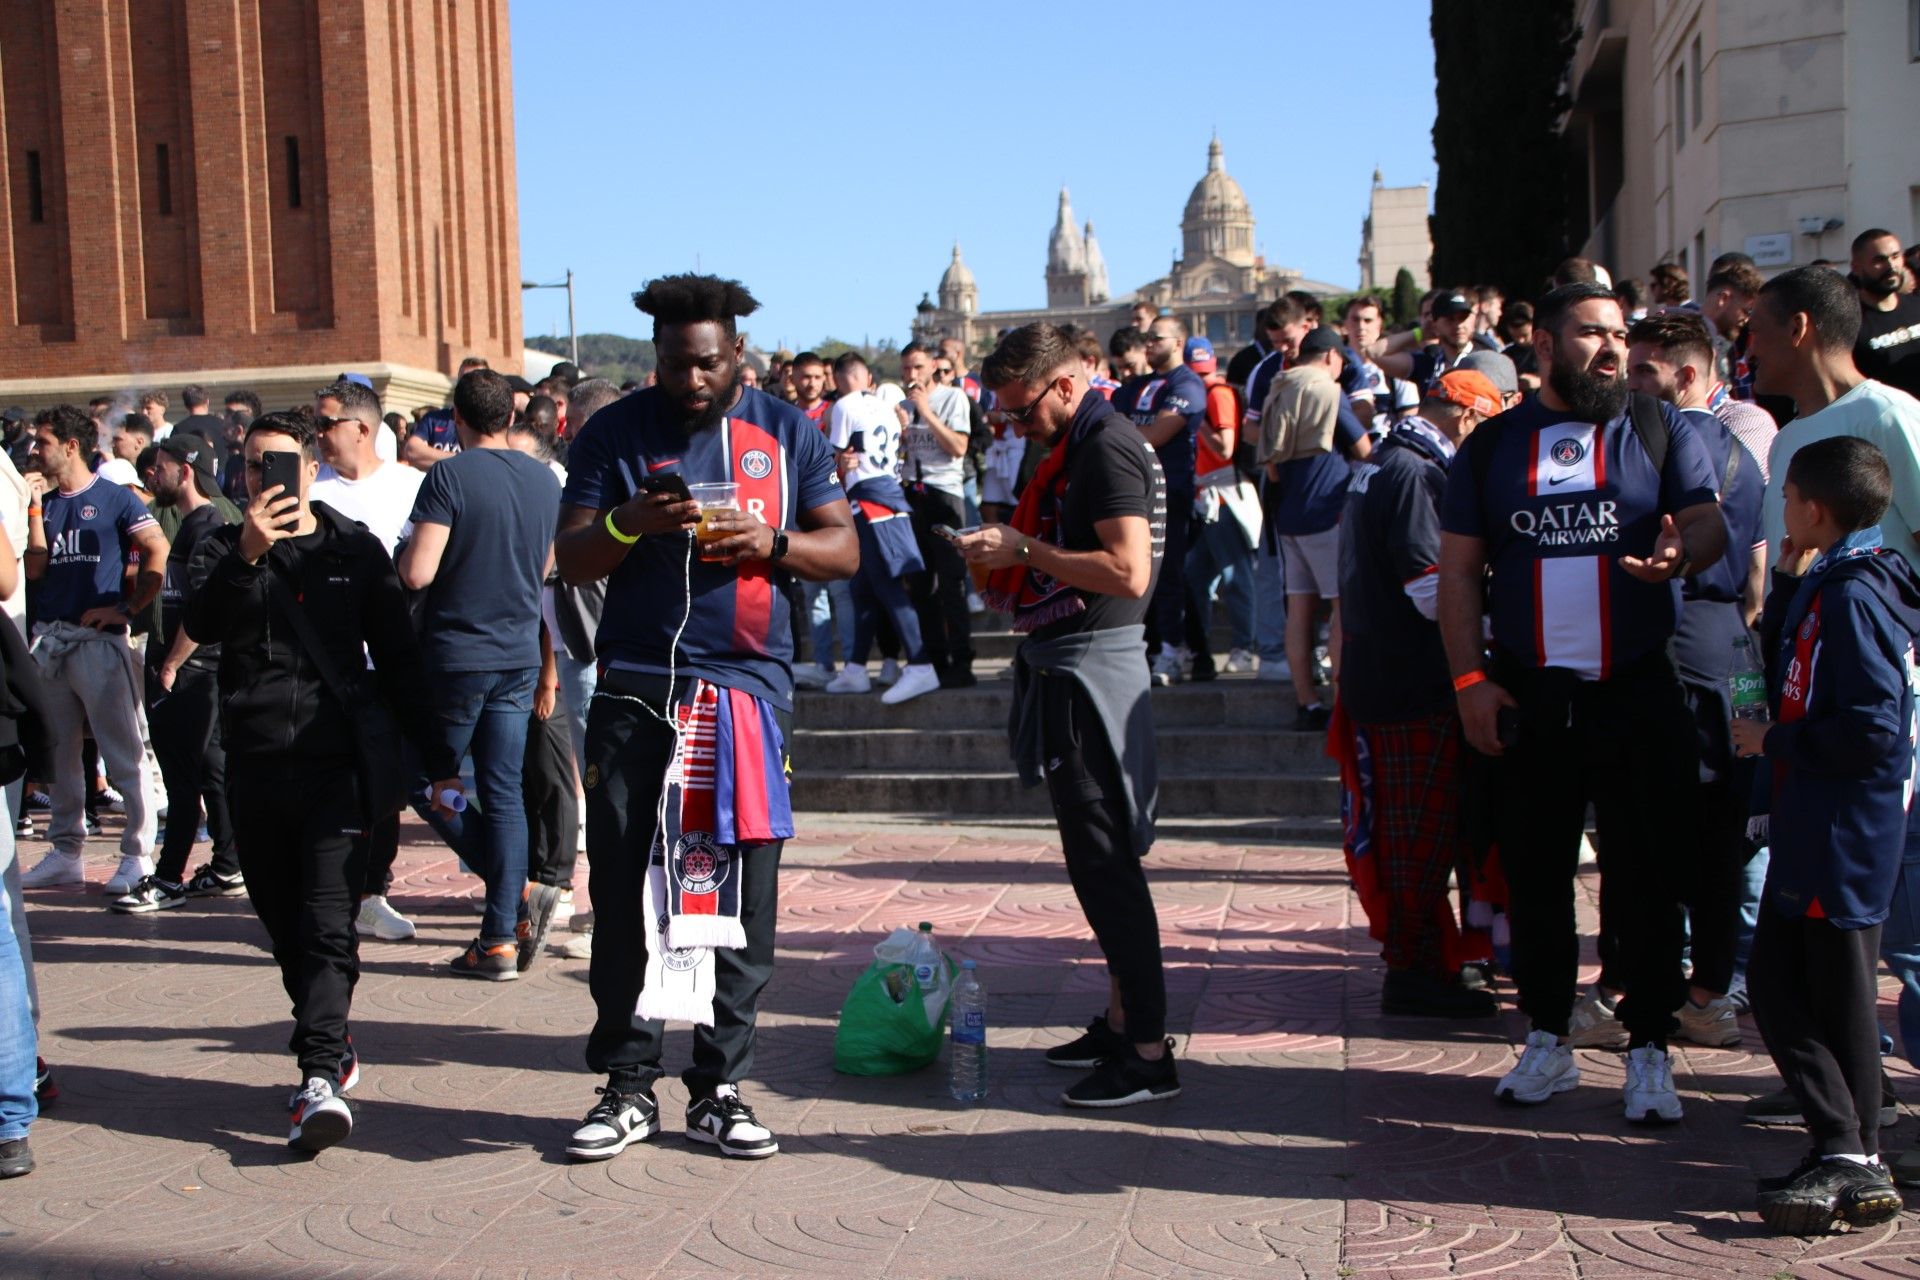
1046, 187, 1089, 309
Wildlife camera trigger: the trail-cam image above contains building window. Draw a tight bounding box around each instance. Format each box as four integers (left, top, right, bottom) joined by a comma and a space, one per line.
1690, 35, 1703, 128
284, 136, 301, 209
1674, 65, 1687, 148
155, 143, 172, 216
25, 150, 44, 224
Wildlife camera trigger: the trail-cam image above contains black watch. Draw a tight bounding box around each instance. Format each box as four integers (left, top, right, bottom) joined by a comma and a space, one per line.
768, 530, 789, 563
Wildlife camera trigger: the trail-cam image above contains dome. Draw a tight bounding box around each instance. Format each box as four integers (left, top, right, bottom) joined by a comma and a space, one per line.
1180, 135, 1255, 268
939, 242, 975, 293
1183, 135, 1252, 227
937, 242, 978, 316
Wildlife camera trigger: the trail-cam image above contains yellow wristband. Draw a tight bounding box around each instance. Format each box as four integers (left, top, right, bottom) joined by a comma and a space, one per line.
603, 509, 640, 545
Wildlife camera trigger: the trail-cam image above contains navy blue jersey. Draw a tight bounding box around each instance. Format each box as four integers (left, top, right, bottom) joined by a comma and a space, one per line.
561, 386, 842, 709
36, 475, 157, 623
1678, 407, 1764, 606
412, 408, 460, 454
1441, 397, 1718, 679
1125, 364, 1207, 493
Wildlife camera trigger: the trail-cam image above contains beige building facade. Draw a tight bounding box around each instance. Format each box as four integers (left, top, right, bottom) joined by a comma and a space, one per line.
1357, 172, 1432, 290
1564, 0, 1920, 286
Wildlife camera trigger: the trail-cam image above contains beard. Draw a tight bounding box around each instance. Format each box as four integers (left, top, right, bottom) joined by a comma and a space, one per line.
1860, 269, 1903, 300
1548, 348, 1629, 423
674, 368, 741, 434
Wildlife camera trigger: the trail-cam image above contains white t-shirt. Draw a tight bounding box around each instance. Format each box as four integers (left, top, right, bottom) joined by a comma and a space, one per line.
897, 385, 970, 496
98, 457, 141, 487
829, 392, 903, 489
311, 460, 424, 554
1762, 379, 1920, 573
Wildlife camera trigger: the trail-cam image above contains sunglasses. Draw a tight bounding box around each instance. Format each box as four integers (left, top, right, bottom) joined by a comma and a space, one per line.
1001, 379, 1061, 426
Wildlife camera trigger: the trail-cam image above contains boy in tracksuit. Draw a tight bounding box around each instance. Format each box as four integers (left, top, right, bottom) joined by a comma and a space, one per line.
1733, 435, 1918, 1234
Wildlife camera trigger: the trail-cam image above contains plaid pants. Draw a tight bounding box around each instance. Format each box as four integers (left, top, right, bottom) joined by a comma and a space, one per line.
1347, 711, 1466, 973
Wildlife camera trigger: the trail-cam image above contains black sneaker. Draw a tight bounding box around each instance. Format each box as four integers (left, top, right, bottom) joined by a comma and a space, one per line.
1745, 1080, 1899, 1129
34, 1058, 55, 1105
183, 865, 246, 897
0, 1137, 32, 1179
447, 938, 519, 981
1188, 654, 1218, 683
109, 874, 186, 914
1381, 968, 1499, 1018
1293, 705, 1331, 732
1757, 1156, 1905, 1235
567, 1085, 660, 1161
686, 1084, 779, 1159
1045, 1015, 1127, 1070
516, 883, 563, 973
1758, 1150, 1824, 1195
1061, 1040, 1181, 1109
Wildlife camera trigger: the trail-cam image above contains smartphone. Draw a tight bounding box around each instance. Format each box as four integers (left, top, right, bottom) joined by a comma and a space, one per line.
259, 450, 303, 530
640, 472, 692, 501
932, 524, 980, 543
1496, 705, 1522, 750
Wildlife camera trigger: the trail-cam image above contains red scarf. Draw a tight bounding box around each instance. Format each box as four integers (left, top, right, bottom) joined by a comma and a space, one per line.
984, 415, 1086, 633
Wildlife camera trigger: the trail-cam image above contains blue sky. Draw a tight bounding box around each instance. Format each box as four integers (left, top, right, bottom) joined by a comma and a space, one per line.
509, 1, 1438, 351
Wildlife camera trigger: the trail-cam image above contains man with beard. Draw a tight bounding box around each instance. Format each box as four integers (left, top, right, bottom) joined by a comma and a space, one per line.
1850, 229, 1920, 399
1438, 282, 1728, 1123
554, 274, 856, 1162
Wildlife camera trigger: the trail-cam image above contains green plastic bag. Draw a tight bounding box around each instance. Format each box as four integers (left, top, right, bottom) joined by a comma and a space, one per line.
832, 957, 956, 1076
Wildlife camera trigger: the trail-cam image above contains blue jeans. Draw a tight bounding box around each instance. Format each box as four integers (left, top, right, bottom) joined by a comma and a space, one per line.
1254, 536, 1288, 667
415, 667, 538, 944
1881, 851, 1920, 1066
1728, 845, 1769, 1006
1186, 516, 1256, 652
1, 789, 36, 1142
556, 654, 597, 777
805, 578, 856, 671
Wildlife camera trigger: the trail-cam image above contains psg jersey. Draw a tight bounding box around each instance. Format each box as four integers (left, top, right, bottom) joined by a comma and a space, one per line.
1441, 397, 1717, 679
562, 385, 843, 708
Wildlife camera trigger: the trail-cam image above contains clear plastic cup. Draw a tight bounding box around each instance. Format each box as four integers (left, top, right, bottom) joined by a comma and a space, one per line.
688, 481, 740, 562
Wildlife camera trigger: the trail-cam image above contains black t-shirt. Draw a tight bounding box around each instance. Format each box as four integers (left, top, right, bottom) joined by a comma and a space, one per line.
156, 503, 229, 671
1856, 294, 1920, 399
1031, 397, 1167, 640
173, 413, 230, 466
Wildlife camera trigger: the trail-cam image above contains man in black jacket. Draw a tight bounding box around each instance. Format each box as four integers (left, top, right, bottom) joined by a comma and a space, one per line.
185, 411, 461, 1153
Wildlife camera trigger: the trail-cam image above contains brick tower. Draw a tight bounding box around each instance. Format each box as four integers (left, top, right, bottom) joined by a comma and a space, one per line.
0, 0, 521, 412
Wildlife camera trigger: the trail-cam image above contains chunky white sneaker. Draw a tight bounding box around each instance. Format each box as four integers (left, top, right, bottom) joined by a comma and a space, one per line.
1223, 648, 1258, 673
824, 666, 871, 694
103, 855, 153, 897
791, 663, 832, 690
1495, 1029, 1580, 1104
1673, 995, 1741, 1048
288, 1077, 352, 1151
355, 895, 416, 941
1623, 1043, 1684, 1123
553, 928, 593, 960
552, 888, 575, 929
1568, 985, 1629, 1049
880, 662, 941, 706
19, 851, 83, 889
686, 1084, 778, 1158
876, 658, 901, 686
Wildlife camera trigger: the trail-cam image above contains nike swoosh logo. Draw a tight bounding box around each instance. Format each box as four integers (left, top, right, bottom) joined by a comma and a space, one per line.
1547, 475, 1574, 486
647, 459, 680, 472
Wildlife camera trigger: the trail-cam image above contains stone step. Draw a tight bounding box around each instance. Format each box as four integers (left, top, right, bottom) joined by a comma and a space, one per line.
793, 680, 1303, 731
792, 725, 1331, 773
794, 810, 1346, 846
788, 768, 1339, 818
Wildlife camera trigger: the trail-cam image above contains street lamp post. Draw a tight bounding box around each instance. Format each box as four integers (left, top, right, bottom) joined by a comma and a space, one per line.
520, 269, 577, 369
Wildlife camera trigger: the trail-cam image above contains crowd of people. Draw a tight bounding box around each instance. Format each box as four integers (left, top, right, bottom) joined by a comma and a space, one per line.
0, 225, 1918, 1237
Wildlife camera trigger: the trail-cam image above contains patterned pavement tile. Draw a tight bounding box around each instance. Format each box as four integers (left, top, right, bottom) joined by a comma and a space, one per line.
6, 817, 1920, 1279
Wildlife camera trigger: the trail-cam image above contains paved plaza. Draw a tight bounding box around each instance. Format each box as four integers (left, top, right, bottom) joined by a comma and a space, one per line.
4, 816, 1919, 1279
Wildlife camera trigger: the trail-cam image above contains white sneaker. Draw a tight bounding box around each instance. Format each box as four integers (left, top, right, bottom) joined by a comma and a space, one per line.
1623, 1043, 1683, 1123
877, 658, 901, 686
966, 591, 985, 614
104, 855, 153, 897
19, 851, 83, 889
880, 663, 941, 705
792, 663, 832, 690
356, 894, 416, 941
1150, 647, 1186, 687
1494, 1029, 1580, 1104
1568, 985, 1629, 1049
553, 929, 593, 960
825, 666, 872, 694
1257, 658, 1293, 683
1224, 648, 1258, 673
552, 889, 575, 929
98, 786, 125, 814
288, 1077, 353, 1152
1673, 995, 1741, 1048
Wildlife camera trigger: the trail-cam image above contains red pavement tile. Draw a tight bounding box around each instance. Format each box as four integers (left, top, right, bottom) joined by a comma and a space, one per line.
2, 814, 1917, 1278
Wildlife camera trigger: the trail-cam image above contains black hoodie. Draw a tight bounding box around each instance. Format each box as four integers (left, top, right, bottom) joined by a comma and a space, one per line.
184, 501, 456, 780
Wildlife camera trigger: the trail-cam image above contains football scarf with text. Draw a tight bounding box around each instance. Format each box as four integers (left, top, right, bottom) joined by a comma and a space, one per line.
983, 393, 1105, 633
637, 679, 793, 1025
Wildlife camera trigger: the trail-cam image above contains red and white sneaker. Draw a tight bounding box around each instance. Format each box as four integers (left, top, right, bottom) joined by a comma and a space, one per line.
287, 1077, 352, 1152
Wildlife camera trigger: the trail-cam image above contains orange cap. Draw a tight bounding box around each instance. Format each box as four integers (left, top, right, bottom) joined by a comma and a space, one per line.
1432, 369, 1502, 417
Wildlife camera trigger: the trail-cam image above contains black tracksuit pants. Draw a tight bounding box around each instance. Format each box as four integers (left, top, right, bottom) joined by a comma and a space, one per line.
1039, 671, 1166, 1043
583, 670, 782, 1095
1751, 909, 1886, 1158
906, 485, 974, 675
146, 665, 238, 884
524, 706, 580, 890
229, 758, 367, 1085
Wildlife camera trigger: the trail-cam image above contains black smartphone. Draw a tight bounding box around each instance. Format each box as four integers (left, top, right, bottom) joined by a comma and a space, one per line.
259, 450, 303, 530
931, 524, 980, 543
640, 472, 692, 501
1496, 705, 1522, 750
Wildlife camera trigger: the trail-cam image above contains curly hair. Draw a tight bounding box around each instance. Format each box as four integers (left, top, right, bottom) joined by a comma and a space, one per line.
631, 273, 761, 340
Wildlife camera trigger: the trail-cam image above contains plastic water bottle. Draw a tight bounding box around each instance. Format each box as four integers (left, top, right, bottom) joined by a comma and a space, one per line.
909, 921, 939, 989
1729, 636, 1769, 721
948, 960, 987, 1103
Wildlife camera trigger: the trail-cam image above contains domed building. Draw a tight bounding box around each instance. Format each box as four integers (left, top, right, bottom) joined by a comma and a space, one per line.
912, 135, 1341, 356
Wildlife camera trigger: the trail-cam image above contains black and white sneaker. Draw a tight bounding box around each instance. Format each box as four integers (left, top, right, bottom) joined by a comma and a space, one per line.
183, 865, 246, 897
337, 1038, 360, 1095
110, 874, 187, 914
1061, 1040, 1181, 1109
686, 1084, 779, 1159
1045, 1014, 1127, 1070
567, 1085, 659, 1161
287, 1077, 352, 1152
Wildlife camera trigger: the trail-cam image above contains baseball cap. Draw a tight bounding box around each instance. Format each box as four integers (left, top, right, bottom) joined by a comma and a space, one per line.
1, 406, 27, 425
505, 374, 535, 394
156, 433, 219, 485
1433, 292, 1475, 318
1183, 336, 1216, 373
1297, 326, 1343, 360
1430, 369, 1502, 417
336, 372, 375, 390
1456, 350, 1518, 397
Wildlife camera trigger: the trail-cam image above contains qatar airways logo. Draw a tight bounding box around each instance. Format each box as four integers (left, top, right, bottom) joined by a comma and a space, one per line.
1509, 499, 1620, 547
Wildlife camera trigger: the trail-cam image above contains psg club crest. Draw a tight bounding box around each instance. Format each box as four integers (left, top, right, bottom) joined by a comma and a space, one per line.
672, 831, 730, 896
741, 448, 773, 479
1549, 438, 1586, 467
79, 504, 98, 521
1800, 616, 1817, 640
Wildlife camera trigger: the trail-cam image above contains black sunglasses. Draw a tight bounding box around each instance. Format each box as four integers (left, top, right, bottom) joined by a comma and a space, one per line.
1002, 379, 1061, 426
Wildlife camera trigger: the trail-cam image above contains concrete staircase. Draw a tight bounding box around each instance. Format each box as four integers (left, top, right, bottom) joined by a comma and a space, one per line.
789, 612, 1342, 843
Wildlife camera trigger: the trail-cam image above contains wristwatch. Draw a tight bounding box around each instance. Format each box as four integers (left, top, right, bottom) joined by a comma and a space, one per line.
769, 529, 789, 563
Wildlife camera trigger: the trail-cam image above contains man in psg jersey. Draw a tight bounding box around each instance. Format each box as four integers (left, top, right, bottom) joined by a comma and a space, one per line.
1438, 282, 1728, 1124
554, 274, 857, 1164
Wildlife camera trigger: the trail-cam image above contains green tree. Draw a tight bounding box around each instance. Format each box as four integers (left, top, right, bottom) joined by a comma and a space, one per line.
1390, 268, 1422, 328
1429, 0, 1578, 301
525, 333, 657, 386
